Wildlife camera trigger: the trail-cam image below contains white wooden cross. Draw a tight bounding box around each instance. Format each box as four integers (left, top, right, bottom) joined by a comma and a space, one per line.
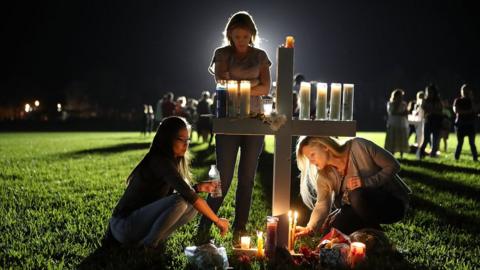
212, 47, 356, 248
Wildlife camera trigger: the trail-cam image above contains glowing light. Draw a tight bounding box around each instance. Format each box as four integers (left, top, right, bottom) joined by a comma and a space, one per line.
25, 103, 32, 112
34, 100, 40, 107
57, 103, 62, 112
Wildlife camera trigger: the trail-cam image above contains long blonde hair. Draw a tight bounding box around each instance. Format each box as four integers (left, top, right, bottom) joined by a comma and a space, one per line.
295, 136, 349, 209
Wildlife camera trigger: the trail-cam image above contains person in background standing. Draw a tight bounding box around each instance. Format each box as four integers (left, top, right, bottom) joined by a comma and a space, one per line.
154, 96, 164, 129
417, 84, 443, 159
196, 11, 271, 245
439, 98, 453, 153
453, 84, 478, 161
384, 89, 409, 158
197, 91, 213, 144
162, 92, 175, 118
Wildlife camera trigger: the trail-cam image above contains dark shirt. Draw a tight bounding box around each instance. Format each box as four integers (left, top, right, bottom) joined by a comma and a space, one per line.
112, 153, 199, 218
454, 97, 475, 125
162, 101, 175, 118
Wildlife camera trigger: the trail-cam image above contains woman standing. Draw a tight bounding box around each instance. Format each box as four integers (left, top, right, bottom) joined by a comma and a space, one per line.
197, 11, 271, 244
294, 136, 411, 237
105, 116, 229, 249
417, 84, 443, 159
384, 89, 409, 158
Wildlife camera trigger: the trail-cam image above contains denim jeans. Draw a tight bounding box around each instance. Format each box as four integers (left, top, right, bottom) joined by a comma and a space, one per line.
455, 124, 478, 160
199, 134, 264, 232
331, 188, 405, 235
110, 194, 197, 247
417, 118, 441, 158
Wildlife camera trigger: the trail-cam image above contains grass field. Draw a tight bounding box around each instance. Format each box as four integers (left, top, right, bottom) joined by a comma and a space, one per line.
1, 131, 479, 269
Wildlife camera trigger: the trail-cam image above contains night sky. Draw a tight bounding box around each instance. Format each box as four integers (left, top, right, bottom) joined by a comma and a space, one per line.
2, 0, 479, 113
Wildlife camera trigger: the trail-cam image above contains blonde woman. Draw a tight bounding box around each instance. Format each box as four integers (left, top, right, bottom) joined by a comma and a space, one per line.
385, 89, 409, 158
294, 136, 411, 237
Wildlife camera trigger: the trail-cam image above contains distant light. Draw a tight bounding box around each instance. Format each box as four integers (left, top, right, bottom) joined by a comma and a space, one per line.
34, 100, 40, 107
57, 103, 62, 112
25, 103, 32, 112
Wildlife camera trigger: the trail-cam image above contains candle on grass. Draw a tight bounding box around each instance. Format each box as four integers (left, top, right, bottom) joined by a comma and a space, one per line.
239, 80, 251, 118
329, 83, 342, 120
257, 231, 264, 257
342, 83, 354, 121
299, 82, 311, 120
241, 236, 251, 250
349, 242, 366, 267
227, 80, 238, 117
316, 82, 328, 120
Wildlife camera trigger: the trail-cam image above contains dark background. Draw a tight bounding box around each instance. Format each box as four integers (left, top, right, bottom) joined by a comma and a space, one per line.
2, 0, 479, 130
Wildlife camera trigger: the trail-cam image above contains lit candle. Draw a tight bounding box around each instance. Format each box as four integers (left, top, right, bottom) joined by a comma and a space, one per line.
329, 83, 342, 120
299, 82, 311, 120
316, 82, 328, 120
342, 83, 354, 121
241, 236, 251, 249
349, 242, 366, 267
292, 211, 298, 251
288, 210, 292, 251
239, 80, 251, 118
257, 231, 264, 257
227, 80, 238, 117
285, 36, 295, 48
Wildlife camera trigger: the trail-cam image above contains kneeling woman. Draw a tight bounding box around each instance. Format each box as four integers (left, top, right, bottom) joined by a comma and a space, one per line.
106, 116, 229, 248
295, 136, 411, 237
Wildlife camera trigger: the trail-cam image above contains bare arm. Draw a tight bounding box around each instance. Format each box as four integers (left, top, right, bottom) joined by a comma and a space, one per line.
192, 197, 229, 236
250, 65, 271, 96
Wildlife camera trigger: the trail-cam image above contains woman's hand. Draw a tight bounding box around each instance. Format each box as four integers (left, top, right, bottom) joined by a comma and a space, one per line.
196, 182, 218, 193
346, 176, 362, 191
295, 226, 313, 238
215, 218, 229, 236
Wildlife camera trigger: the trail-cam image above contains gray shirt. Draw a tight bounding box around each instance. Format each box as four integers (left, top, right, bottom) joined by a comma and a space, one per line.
211, 46, 271, 113
307, 137, 411, 231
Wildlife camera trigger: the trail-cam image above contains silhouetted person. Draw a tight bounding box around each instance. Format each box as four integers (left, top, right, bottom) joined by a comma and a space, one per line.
385, 89, 409, 158
417, 84, 443, 159
439, 98, 453, 153
196, 91, 213, 143
161, 92, 175, 118
407, 91, 424, 147
453, 84, 478, 161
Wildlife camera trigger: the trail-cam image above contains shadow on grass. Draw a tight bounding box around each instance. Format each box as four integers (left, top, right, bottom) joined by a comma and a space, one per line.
63, 142, 151, 158
400, 159, 480, 175
78, 245, 167, 270
399, 169, 480, 202
410, 194, 480, 235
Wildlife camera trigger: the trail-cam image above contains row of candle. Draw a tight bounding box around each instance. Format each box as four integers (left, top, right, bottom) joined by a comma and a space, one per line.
215, 80, 251, 118
287, 210, 298, 251
298, 82, 355, 121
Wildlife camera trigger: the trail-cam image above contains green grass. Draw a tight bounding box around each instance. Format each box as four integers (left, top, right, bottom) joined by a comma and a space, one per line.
0, 132, 479, 269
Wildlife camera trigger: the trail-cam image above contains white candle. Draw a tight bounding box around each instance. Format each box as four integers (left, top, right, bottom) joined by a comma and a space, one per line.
292, 211, 298, 251
342, 83, 354, 121
330, 83, 341, 120
227, 80, 238, 117
299, 82, 311, 120
241, 236, 251, 250
288, 210, 292, 251
316, 82, 328, 120
239, 80, 251, 117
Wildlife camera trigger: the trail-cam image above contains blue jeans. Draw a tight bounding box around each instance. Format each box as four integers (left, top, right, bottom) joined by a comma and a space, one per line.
199, 134, 264, 232
417, 118, 441, 158
110, 194, 197, 247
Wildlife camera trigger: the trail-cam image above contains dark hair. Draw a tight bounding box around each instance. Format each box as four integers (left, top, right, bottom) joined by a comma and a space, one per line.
127, 116, 192, 184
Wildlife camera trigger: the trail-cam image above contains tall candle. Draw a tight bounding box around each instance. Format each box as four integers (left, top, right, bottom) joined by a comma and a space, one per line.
342, 83, 354, 121
287, 211, 292, 251
316, 82, 328, 120
299, 82, 311, 120
257, 231, 264, 257
239, 80, 251, 117
266, 216, 278, 258
292, 211, 298, 251
329, 83, 342, 120
227, 80, 238, 117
